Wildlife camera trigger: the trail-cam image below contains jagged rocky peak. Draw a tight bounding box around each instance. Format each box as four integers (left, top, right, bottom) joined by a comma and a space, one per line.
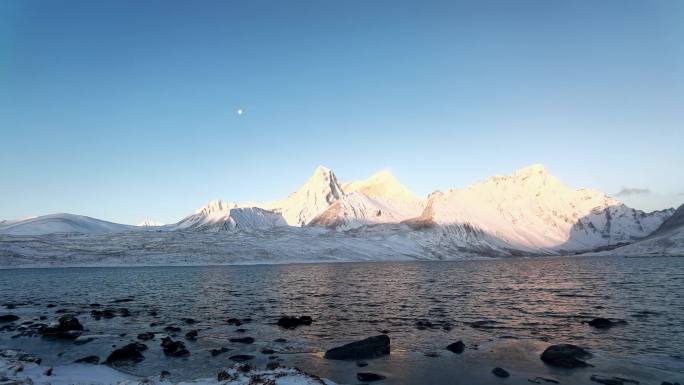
194, 199, 237, 215
263, 165, 344, 227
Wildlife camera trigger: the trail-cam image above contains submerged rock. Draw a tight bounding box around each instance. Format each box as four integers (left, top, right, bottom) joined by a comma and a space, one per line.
229, 354, 255, 362
324, 335, 390, 360
161, 337, 189, 357
74, 355, 100, 365
0, 314, 19, 322
105, 342, 147, 364
210, 347, 231, 357
540, 344, 592, 368
277, 315, 313, 329
590, 375, 640, 385
137, 332, 155, 341
41, 315, 83, 339
185, 329, 199, 340
446, 340, 465, 354
230, 337, 255, 344
492, 367, 510, 378
357, 372, 386, 382
586, 318, 625, 329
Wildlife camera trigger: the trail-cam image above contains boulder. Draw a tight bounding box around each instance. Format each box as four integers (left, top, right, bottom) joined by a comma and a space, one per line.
0, 315, 19, 322
230, 337, 255, 344
41, 315, 84, 339
105, 342, 147, 364
540, 344, 592, 368
74, 355, 100, 365
229, 354, 254, 362
277, 316, 313, 329
357, 372, 386, 382
446, 340, 465, 354
210, 347, 230, 357
586, 318, 624, 329
137, 332, 155, 341
492, 367, 510, 378
324, 335, 390, 360
161, 337, 189, 357
185, 330, 198, 340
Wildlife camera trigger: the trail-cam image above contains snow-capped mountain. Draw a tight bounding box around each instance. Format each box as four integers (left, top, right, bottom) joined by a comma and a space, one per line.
589, 204, 684, 257
311, 171, 425, 229
137, 219, 163, 227
412, 164, 673, 254
171, 200, 287, 231
0, 213, 134, 236
263, 166, 344, 227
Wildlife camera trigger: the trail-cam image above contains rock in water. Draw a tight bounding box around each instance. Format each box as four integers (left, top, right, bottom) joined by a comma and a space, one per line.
229, 354, 255, 362
161, 337, 189, 357
230, 337, 255, 344
357, 372, 386, 382
540, 344, 592, 368
586, 318, 624, 329
0, 314, 19, 322
41, 315, 84, 339
277, 316, 313, 329
106, 342, 147, 364
492, 367, 510, 378
324, 335, 390, 360
74, 355, 100, 364
446, 340, 465, 354
137, 332, 155, 341
185, 330, 198, 340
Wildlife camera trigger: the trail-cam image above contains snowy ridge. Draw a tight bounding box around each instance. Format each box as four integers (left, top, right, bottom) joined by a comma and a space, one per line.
172, 200, 286, 231
414, 164, 673, 253
0, 213, 134, 236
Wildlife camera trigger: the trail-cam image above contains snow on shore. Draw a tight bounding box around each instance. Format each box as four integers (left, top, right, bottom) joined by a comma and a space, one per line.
0, 349, 334, 385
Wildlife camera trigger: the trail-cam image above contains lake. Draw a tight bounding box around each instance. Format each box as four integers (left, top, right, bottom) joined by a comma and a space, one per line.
1, 256, 683, 384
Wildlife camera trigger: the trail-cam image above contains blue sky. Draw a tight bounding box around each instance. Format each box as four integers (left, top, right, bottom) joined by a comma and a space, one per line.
1, 0, 682, 224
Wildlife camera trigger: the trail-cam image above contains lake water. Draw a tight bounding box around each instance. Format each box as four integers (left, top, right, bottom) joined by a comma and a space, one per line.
1, 256, 683, 384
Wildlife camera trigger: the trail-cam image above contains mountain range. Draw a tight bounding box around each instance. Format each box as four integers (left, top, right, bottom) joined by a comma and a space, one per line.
1, 164, 682, 266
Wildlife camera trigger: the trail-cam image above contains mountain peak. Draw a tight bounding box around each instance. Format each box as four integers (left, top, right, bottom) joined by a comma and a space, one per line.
514, 163, 548, 177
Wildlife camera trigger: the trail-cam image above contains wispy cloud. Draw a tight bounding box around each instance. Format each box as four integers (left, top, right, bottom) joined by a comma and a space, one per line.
615, 187, 651, 197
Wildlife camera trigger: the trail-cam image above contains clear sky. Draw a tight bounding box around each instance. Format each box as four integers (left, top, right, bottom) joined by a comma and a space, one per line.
1, 0, 682, 225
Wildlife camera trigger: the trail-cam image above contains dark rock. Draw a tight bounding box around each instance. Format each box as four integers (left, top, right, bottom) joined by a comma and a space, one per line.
185, 330, 198, 340
229, 354, 254, 362
230, 337, 255, 344
74, 355, 100, 364
105, 342, 147, 364
41, 315, 84, 339
89, 303, 101, 308
261, 348, 275, 355
119, 308, 131, 317
210, 347, 231, 357
112, 298, 134, 303
0, 314, 19, 322
324, 335, 390, 360
44, 367, 53, 376
357, 361, 368, 367
540, 344, 592, 368
586, 318, 624, 329
160, 370, 170, 379
46, 304, 56, 308
235, 363, 252, 373
424, 352, 439, 357
415, 320, 434, 330
274, 338, 287, 343
266, 361, 280, 370
235, 328, 248, 333
357, 372, 386, 382
161, 337, 189, 357
218, 370, 233, 381
91, 309, 116, 320
137, 332, 155, 341
590, 375, 639, 385
227, 318, 243, 326
183, 318, 197, 324
164, 325, 182, 333
277, 316, 313, 329
446, 340, 465, 354
492, 367, 510, 378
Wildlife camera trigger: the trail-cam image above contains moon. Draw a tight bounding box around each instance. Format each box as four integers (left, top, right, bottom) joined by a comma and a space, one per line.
237, 109, 243, 115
